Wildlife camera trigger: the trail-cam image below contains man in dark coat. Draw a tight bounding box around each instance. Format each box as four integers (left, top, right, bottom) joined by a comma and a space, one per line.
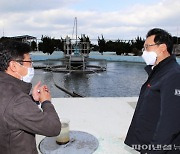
125, 28, 180, 154
0, 40, 61, 154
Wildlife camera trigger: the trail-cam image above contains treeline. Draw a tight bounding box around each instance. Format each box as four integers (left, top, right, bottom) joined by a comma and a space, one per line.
38, 36, 64, 54
0, 35, 180, 56
96, 35, 144, 56
96, 35, 180, 56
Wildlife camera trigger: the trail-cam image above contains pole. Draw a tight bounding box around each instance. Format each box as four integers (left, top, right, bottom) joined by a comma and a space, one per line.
75, 17, 77, 46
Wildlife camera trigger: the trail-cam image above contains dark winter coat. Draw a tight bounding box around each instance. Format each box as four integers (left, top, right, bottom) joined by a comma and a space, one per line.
125, 55, 180, 154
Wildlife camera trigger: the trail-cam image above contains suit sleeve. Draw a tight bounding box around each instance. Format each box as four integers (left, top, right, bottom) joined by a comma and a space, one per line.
150, 73, 180, 153
12, 94, 61, 137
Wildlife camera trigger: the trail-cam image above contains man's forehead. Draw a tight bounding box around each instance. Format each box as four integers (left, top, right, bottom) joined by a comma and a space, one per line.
145, 35, 155, 43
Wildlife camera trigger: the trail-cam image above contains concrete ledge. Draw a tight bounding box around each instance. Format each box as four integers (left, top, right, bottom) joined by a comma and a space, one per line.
36, 97, 139, 154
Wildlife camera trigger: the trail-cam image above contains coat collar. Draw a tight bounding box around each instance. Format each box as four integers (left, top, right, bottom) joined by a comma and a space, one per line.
0, 72, 32, 94
144, 55, 177, 76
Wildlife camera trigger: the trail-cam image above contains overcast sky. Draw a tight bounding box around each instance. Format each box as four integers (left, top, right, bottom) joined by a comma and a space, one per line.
0, 0, 180, 41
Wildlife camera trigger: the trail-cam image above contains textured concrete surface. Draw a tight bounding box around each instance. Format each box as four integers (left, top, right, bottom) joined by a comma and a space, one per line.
36, 97, 139, 154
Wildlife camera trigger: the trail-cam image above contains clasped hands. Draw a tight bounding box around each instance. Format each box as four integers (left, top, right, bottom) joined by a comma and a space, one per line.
32, 81, 51, 103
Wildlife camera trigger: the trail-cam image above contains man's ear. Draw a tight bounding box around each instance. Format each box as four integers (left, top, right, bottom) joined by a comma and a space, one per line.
159, 44, 167, 53
8, 61, 18, 72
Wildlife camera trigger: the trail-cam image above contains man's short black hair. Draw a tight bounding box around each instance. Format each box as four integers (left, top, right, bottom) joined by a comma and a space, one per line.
146, 28, 173, 55
0, 40, 31, 71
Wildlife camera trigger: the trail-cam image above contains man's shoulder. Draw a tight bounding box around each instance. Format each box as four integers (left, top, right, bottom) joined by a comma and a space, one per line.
0, 80, 30, 104
169, 61, 180, 74
163, 65, 180, 83
0, 80, 17, 95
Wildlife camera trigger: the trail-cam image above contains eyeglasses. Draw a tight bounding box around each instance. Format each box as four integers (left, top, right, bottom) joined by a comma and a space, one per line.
142, 43, 160, 52
16, 60, 33, 66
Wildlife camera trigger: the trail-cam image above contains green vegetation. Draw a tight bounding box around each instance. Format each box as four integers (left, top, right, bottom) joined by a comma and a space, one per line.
0, 35, 180, 56
97, 35, 144, 55
38, 36, 63, 54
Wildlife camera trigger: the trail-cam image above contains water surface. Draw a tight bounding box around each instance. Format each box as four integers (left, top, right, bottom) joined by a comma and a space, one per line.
31, 60, 147, 98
